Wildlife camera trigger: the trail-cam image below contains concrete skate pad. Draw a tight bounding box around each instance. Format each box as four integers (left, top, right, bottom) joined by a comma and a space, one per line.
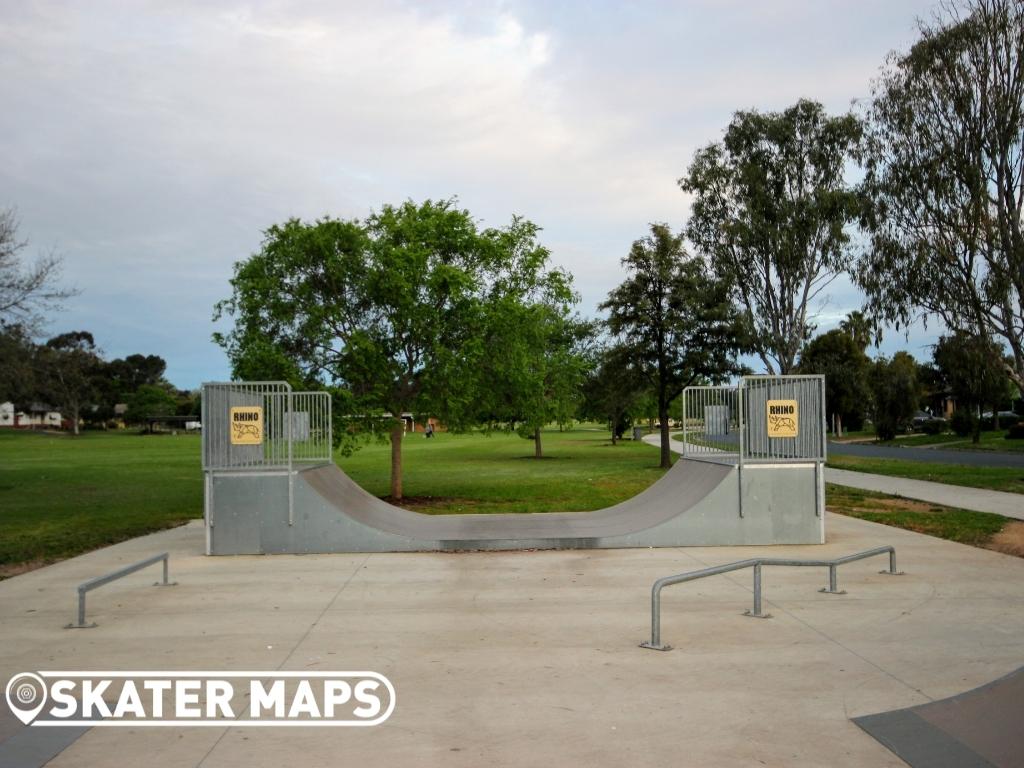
3, 513, 1024, 767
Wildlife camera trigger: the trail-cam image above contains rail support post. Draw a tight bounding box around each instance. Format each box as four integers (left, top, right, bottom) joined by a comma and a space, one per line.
819, 564, 846, 594
744, 563, 771, 618
639, 582, 672, 651
880, 548, 904, 576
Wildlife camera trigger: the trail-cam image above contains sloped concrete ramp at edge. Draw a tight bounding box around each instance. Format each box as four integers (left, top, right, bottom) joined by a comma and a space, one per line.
854, 666, 1024, 768
208, 458, 824, 553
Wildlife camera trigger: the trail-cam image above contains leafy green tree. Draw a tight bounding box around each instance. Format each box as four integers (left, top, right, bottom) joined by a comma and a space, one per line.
106, 354, 168, 395
478, 301, 591, 457
580, 343, 648, 444
933, 332, 1013, 441
856, 0, 1024, 391
38, 331, 102, 435
797, 329, 871, 435
681, 99, 863, 374
214, 200, 571, 499
839, 311, 881, 352
600, 223, 748, 468
125, 383, 178, 432
869, 351, 920, 441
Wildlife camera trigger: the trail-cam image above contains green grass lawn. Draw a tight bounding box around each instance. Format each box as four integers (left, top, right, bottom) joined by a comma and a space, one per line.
826, 453, 1024, 494
336, 428, 669, 514
826, 483, 1012, 549
873, 430, 1024, 452
0, 430, 203, 575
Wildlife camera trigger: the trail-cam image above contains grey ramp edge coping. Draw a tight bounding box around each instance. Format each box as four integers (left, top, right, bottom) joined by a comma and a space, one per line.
299, 457, 735, 540
854, 665, 1024, 768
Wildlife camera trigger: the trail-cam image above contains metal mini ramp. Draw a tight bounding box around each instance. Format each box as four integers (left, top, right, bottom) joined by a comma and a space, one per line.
202, 378, 826, 554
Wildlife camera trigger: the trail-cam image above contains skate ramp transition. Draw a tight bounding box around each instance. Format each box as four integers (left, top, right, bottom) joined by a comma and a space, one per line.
201, 379, 826, 554
854, 666, 1024, 768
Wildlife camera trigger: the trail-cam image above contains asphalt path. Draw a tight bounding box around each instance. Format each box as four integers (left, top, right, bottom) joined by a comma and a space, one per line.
828, 440, 1024, 468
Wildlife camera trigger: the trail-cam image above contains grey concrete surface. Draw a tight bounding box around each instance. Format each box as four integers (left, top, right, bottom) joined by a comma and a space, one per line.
1, 514, 1024, 767
828, 440, 1024, 468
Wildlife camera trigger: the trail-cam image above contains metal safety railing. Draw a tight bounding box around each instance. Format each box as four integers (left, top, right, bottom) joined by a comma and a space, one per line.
681, 375, 826, 464
640, 546, 903, 651
201, 382, 333, 471
65, 552, 176, 629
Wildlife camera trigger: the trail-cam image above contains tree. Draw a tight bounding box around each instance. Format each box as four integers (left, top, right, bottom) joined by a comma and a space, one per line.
38, 331, 102, 435
856, 0, 1024, 391
106, 354, 168, 396
797, 329, 871, 435
477, 300, 591, 458
214, 200, 571, 499
0, 207, 76, 330
869, 351, 920, 441
0, 324, 38, 406
580, 343, 648, 445
125, 383, 178, 432
839, 311, 881, 352
600, 223, 748, 468
681, 99, 863, 374
933, 332, 1013, 441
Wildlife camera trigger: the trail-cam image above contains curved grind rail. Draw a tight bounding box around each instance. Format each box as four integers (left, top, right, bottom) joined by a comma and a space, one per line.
640, 546, 903, 651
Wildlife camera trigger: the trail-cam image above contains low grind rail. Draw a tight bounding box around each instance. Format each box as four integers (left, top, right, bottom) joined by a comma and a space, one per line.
640, 546, 903, 651
66, 552, 176, 629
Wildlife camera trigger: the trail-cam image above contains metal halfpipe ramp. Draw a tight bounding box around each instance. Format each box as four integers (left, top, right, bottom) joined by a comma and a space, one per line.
853, 666, 1024, 768
202, 379, 826, 555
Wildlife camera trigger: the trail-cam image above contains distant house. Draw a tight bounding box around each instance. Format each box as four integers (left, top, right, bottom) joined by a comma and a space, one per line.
0, 401, 63, 429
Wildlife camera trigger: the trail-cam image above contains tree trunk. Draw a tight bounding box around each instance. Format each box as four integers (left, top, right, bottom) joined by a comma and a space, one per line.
534, 427, 543, 458
390, 422, 404, 499
71, 402, 79, 436
658, 405, 671, 469
993, 406, 1000, 431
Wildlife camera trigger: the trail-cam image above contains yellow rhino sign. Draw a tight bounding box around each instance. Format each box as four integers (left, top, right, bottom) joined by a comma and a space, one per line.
230, 406, 263, 445
766, 400, 798, 438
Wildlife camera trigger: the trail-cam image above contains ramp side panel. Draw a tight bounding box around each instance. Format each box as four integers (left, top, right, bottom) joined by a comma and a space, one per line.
207, 460, 822, 554
209, 473, 283, 555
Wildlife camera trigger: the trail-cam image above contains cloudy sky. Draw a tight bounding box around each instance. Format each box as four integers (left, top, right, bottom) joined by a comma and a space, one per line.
2, 0, 941, 389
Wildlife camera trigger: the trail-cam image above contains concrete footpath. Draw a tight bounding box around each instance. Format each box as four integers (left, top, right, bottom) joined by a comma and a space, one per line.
2, 516, 1024, 767
826, 467, 1024, 521
647, 433, 1024, 520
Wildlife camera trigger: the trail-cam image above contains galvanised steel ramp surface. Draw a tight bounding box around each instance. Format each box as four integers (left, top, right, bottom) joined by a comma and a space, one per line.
202, 379, 826, 554
208, 458, 822, 554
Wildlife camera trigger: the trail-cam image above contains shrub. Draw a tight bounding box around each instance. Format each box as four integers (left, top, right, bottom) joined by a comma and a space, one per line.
981, 413, 1020, 430
1006, 423, 1024, 440
950, 409, 977, 438
920, 418, 947, 435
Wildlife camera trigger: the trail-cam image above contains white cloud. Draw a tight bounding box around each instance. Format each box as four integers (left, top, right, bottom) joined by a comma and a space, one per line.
0, 0, 942, 385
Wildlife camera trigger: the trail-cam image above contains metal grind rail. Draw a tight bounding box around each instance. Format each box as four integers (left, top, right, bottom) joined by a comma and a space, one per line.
66, 552, 177, 629
640, 546, 903, 651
